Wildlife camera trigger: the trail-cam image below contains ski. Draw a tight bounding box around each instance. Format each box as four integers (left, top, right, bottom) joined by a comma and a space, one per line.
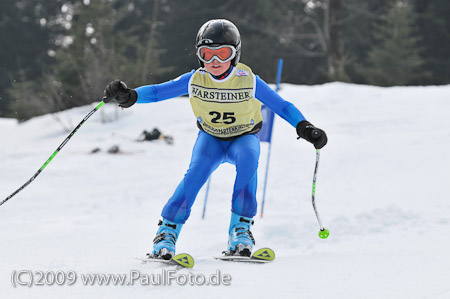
214, 247, 275, 263
143, 253, 194, 268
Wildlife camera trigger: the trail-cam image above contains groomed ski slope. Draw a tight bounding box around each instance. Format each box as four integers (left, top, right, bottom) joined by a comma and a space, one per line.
1, 82, 450, 299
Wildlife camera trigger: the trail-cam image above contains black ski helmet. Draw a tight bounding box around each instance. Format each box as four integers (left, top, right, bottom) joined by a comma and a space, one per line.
195, 19, 241, 67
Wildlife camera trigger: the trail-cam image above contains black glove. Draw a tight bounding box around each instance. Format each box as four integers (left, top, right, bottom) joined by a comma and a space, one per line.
296, 120, 328, 149
103, 80, 137, 108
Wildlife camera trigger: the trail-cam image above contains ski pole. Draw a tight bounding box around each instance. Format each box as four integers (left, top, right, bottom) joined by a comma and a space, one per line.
1, 99, 108, 207
310, 130, 329, 239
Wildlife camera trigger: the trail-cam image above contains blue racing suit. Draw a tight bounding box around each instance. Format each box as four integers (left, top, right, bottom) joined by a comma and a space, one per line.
135, 68, 305, 224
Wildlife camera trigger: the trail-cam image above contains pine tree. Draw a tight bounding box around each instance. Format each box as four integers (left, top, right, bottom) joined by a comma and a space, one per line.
413, 0, 450, 84
365, 1, 424, 86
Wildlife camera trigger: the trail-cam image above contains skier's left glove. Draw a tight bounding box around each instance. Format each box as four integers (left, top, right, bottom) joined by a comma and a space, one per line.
296, 120, 328, 149
103, 80, 138, 108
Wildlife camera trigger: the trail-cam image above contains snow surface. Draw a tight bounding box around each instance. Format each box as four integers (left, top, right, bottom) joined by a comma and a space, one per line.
1, 82, 450, 299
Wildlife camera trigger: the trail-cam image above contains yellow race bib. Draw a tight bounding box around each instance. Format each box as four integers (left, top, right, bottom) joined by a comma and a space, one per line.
188, 63, 262, 139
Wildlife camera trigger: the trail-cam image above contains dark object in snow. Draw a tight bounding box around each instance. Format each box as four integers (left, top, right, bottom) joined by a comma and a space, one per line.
107, 145, 120, 154
91, 147, 101, 154
90, 145, 139, 155
137, 128, 174, 145
163, 136, 174, 145
138, 128, 162, 141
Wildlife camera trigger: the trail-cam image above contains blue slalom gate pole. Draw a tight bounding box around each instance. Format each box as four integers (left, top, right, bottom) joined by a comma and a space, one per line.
260, 58, 283, 218
275, 59, 283, 93
202, 176, 212, 219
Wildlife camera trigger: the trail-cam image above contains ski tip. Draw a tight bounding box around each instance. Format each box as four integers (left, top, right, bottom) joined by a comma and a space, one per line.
172, 253, 194, 268
252, 248, 275, 261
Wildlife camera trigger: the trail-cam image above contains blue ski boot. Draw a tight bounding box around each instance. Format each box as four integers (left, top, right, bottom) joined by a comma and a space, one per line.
227, 212, 255, 256
151, 219, 183, 260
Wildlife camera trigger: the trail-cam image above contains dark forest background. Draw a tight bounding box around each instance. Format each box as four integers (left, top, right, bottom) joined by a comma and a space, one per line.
1, 0, 449, 120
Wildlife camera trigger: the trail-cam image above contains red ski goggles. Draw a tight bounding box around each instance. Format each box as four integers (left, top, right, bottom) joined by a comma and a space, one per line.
196, 45, 236, 63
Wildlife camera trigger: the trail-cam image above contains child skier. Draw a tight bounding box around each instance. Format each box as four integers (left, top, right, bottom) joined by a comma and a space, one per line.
104, 19, 327, 259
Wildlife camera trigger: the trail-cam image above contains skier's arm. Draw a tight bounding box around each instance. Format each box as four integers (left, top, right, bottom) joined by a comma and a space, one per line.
103, 71, 193, 108
135, 71, 194, 103
255, 75, 306, 127
255, 76, 327, 149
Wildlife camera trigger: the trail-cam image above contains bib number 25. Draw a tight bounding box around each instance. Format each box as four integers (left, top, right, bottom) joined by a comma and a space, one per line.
209, 111, 236, 124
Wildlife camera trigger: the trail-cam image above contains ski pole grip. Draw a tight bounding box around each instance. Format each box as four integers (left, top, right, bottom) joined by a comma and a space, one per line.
102, 95, 115, 103
311, 129, 322, 139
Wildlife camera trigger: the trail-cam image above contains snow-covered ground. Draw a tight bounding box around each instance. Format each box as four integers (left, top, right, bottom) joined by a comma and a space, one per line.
1, 82, 450, 299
